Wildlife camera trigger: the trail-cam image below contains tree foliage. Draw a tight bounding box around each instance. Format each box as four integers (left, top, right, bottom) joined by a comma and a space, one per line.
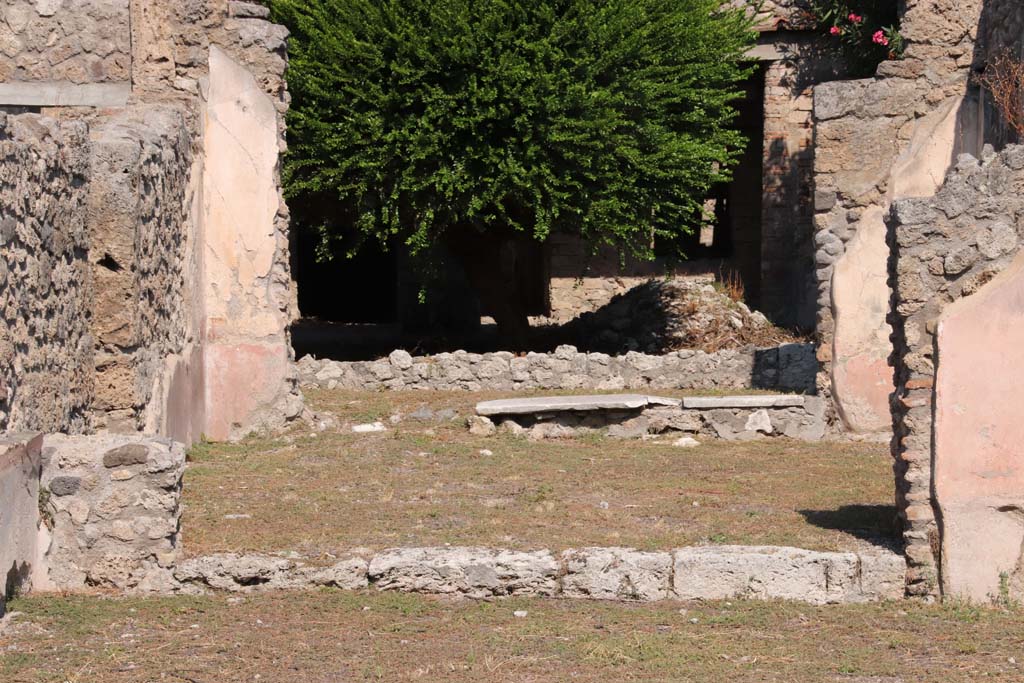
271, 0, 757, 264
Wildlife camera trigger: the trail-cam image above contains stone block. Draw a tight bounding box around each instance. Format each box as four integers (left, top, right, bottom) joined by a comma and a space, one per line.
672, 546, 903, 605
368, 547, 560, 598
561, 548, 673, 601
174, 554, 370, 593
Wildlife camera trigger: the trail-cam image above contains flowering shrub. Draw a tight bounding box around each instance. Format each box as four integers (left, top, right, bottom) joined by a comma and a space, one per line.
809, 1, 903, 75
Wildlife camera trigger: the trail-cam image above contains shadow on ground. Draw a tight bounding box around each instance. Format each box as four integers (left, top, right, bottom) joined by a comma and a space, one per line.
798, 505, 901, 551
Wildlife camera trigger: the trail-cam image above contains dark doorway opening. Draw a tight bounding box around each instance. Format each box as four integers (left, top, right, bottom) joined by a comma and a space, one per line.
669, 65, 766, 307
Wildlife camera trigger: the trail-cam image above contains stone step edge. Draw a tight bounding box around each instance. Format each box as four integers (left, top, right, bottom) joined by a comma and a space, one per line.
169, 545, 906, 605
476, 394, 811, 416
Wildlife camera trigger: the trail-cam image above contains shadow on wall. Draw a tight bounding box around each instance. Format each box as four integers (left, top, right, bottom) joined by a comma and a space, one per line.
799, 505, 901, 551
2, 560, 32, 618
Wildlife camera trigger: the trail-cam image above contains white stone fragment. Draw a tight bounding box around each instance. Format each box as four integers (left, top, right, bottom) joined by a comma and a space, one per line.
352, 422, 387, 433
744, 409, 774, 434
467, 415, 496, 436
477, 394, 680, 416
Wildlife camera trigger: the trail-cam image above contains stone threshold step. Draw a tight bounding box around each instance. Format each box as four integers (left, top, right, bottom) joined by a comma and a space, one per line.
172, 545, 905, 605
476, 393, 808, 416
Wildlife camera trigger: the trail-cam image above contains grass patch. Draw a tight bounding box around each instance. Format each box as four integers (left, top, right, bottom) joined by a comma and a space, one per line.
180, 389, 896, 560
3, 591, 1023, 682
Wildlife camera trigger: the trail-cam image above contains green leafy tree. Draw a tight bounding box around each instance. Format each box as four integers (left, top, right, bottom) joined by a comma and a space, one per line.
272, 0, 757, 346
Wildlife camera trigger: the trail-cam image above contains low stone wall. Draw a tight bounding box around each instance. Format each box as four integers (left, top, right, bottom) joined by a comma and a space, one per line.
39, 434, 186, 592
0, 113, 94, 434
889, 145, 1024, 601
173, 545, 905, 605
0, 433, 43, 613
299, 344, 818, 395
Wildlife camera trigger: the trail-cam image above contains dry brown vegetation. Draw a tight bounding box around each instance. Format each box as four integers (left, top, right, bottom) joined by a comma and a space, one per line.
3, 591, 1024, 682
978, 49, 1024, 138
180, 389, 895, 560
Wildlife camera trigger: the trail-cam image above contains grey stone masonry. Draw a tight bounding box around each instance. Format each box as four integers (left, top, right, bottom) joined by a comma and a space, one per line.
171, 545, 905, 605
0, 113, 94, 434
40, 434, 186, 592
298, 343, 818, 395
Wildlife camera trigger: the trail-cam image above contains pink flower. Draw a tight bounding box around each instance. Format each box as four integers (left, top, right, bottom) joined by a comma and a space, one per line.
872, 30, 889, 46
830, 26, 842, 35
848, 13, 863, 23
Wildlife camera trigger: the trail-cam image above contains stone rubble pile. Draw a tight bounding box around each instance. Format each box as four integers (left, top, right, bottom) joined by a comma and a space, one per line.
172, 545, 905, 605
298, 343, 817, 394
554, 279, 804, 355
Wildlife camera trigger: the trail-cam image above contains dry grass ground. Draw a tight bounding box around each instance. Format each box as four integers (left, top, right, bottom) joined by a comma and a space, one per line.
3, 590, 1023, 682
181, 389, 896, 559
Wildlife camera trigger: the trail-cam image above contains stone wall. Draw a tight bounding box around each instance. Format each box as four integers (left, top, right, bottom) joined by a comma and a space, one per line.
889, 145, 1024, 601
40, 434, 186, 592
0, 0, 131, 85
87, 106, 199, 437
174, 544, 904, 605
0, 433, 43, 613
0, 0, 301, 443
0, 113, 94, 434
299, 343, 818, 395
812, 0, 985, 433
128, 0, 302, 440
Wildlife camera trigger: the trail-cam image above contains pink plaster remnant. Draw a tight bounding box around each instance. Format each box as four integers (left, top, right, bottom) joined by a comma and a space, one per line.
831, 206, 894, 433
203, 342, 290, 442
936, 250, 1024, 602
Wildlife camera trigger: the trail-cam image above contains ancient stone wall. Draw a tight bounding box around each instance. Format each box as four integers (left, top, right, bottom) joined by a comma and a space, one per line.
299, 343, 818, 395
0, 113, 94, 434
87, 106, 198, 436
0, 0, 300, 442
40, 434, 186, 592
128, 0, 301, 440
972, 0, 1024, 150
760, 45, 849, 331
812, 0, 985, 434
0, 0, 131, 97
889, 145, 1024, 601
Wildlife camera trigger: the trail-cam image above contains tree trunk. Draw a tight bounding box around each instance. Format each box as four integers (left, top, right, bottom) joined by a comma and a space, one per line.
444, 227, 531, 350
